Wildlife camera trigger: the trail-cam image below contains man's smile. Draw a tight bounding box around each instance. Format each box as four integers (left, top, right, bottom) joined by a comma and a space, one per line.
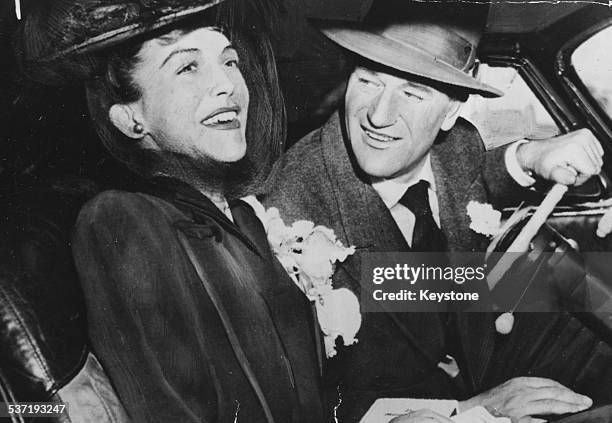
361, 124, 401, 149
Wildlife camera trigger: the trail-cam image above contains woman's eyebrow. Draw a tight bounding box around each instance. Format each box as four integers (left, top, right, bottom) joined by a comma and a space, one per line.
222, 44, 237, 54
160, 48, 200, 68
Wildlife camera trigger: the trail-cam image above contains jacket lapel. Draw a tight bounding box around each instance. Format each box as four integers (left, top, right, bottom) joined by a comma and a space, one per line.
230, 200, 325, 416
229, 200, 272, 260
147, 178, 322, 418
319, 112, 409, 255
175, 229, 277, 423
319, 112, 446, 366
145, 177, 264, 258
432, 119, 489, 254
431, 119, 497, 389
147, 178, 292, 418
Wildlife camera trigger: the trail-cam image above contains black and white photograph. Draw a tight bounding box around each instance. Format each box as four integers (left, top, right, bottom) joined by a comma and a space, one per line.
1, 0, 612, 422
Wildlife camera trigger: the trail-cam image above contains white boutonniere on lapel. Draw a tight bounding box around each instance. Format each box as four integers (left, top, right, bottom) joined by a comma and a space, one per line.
466, 200, 503, 238
243, 196, 361, 358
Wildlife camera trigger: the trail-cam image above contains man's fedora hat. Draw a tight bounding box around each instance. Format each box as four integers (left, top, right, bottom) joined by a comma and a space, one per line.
319, 1, 503, 98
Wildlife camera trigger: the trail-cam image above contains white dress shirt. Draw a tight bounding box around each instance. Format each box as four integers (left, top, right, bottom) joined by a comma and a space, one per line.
372, 156, 440, 247
372, 143, 533, 246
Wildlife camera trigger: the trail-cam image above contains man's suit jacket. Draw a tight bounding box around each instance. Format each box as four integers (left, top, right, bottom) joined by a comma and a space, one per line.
73, 177, 325, 423
263, 112, 612, 421
262, 112, 516, 419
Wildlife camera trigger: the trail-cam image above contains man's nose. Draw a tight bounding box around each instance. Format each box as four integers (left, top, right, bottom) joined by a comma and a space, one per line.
367, 88, 398, 128
208, 64, 235, 97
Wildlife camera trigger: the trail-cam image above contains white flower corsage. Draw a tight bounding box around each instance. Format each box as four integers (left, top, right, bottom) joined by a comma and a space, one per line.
243, 196, 361, 358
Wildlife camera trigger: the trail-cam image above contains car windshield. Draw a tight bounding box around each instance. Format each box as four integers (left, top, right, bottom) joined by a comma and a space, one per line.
572, 24, 612, 119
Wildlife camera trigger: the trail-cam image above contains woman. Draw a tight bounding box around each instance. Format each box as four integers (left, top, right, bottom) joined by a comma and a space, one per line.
18, 1, 324, 422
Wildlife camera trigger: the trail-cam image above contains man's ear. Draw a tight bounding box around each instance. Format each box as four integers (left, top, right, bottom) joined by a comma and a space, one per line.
440, 99, 463, 132
109, 103, 145, 140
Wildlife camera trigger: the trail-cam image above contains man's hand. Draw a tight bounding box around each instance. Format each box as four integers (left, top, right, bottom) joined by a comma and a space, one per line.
458, 377, 592, 423
389, 409, 454, 423
517, 129, 603, 186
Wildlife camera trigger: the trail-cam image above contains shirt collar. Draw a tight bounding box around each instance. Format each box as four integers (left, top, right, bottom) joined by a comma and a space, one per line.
144, 176, 234, 222
202, 191, 233, 222
372, 155, 437, 209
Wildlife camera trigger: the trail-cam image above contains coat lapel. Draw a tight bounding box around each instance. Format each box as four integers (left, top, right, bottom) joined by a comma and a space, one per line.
174, 229, 277, 423
142, 178, 324, 419
145, 177, 264, 258
319, 112, 446, 366
230, 200, 324, 416
431, 119, 489, 254
431, 119, 497, 389
163, 183, 323, 420
229, 200, 272, 260
146, 178, 298, 416
319, 113, 409, 255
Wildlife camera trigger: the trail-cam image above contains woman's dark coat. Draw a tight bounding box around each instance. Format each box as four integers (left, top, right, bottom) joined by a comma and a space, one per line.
72, 178, 325, 423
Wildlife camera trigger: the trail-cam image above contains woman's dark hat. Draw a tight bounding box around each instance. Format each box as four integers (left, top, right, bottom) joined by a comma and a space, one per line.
318, 1, 503, 98
23, 0, 227, 61
16, 0, 228, 84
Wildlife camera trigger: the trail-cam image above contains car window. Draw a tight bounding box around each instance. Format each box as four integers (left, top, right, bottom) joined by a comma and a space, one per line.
460, 63, 560, 150
572, 25, 612, 120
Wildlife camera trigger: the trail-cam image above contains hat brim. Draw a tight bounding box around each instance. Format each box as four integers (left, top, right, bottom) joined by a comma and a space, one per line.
320, 25, 504, 98
43, 0, 226, 61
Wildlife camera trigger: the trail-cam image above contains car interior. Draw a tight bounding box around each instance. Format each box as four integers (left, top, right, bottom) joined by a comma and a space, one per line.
1, 1, 612, 421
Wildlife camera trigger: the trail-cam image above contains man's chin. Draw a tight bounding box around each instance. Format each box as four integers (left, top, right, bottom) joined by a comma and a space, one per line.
355, 157, 401, 180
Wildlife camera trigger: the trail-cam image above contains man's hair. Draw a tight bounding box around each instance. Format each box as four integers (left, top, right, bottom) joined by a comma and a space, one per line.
85, 10, 285, 192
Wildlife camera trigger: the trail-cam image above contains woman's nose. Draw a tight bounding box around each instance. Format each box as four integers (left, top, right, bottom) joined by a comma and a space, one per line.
367, 88, 398, 128
208, 64, 235, 97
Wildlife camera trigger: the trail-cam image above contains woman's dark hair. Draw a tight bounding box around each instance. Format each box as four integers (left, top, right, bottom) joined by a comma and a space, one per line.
86, 4, 285, 191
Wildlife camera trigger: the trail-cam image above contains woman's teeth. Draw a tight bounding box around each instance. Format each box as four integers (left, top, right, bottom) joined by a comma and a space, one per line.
203, 111, 237, 125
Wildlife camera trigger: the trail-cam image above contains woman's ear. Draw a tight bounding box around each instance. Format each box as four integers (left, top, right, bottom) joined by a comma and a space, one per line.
109, 103, 146, 139
440, 99, 463, 132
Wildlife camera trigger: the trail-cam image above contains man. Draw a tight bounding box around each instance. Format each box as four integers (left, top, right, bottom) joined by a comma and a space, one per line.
264, 2, 608, 421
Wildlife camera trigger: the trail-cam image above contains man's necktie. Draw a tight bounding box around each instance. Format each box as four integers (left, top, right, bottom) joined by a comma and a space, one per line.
399, 180, 447, 252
